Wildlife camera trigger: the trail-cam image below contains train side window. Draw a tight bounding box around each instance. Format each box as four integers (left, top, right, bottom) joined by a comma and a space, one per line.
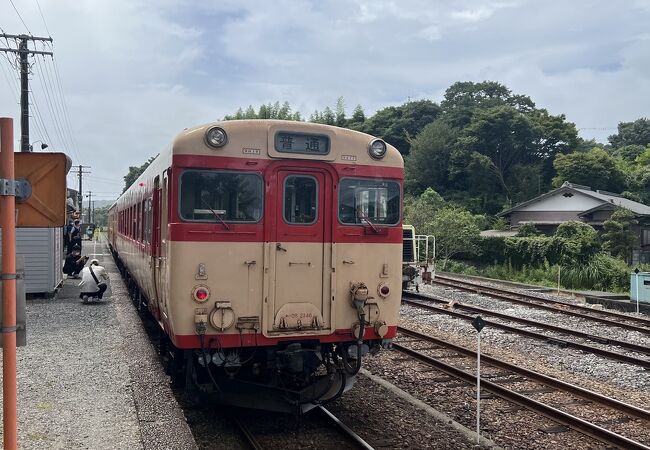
338, 178, 400, 226
144, 198, 152, 244
131, 206, 136, 238
283, 176, 317, 224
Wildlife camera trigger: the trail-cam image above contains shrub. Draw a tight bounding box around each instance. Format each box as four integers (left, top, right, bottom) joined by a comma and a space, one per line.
517, 223, 541, 237
560, 253, 629, 292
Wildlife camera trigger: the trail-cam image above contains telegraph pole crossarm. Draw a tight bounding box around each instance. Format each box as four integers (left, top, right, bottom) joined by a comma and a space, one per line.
0, 33, 54, 152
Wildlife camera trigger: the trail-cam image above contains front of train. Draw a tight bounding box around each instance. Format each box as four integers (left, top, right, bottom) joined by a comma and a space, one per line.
163, 120, 403, 412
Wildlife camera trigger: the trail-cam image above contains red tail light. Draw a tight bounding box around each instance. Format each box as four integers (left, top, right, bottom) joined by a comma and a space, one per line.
192, 285, 210, 303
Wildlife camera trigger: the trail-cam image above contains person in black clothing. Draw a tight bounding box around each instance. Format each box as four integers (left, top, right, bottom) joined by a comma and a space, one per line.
68, 219, 82, 254
63, 220, 73, 253
63, 246, 88, 278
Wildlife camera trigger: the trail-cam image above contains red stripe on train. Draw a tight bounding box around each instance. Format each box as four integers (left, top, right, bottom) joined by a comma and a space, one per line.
169, 325, 397, 349
167, 154, 404, 244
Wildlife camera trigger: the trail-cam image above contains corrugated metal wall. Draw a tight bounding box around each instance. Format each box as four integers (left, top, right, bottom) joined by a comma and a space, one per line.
0, 228, 63, 294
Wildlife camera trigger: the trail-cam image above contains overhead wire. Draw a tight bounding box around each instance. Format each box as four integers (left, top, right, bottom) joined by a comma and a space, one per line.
37, 53, 71, 151
45, 47, 82, 161
31, 93, 55, 149
8, 0, 31, 34
32, 55, 71, 156
35, 0, 52, 37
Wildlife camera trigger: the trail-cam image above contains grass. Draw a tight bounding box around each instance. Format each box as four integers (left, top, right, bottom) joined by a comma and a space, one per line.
445, 254, 631, 293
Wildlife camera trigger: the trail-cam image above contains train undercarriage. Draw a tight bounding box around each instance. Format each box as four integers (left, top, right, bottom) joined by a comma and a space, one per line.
161, 336, 376, 413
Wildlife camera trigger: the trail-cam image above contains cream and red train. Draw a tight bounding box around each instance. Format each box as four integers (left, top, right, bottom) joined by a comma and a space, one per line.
107, 120, 403, 412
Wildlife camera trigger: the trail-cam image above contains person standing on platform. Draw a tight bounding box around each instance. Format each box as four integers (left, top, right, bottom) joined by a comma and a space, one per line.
63, 219, 73, 253
68, 219, 82, 253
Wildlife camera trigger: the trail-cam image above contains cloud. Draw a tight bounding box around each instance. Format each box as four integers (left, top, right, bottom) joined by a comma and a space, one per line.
0, 0, 648, 195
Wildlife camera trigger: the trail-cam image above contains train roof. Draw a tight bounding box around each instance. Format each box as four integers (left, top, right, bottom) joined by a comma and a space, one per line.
172, 119, 404, 168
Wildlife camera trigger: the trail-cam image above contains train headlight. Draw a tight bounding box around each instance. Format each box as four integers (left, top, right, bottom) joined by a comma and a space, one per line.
192, 285, 210, 303
368, 139, 387, 159
205, 126, 228, 148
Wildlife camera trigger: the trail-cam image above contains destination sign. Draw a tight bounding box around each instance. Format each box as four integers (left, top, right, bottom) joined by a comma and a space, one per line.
274, 132, 330, 155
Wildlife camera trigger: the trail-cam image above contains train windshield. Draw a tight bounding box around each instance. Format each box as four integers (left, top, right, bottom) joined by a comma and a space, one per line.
338, 178, 400, 225
179, 170, 263, 222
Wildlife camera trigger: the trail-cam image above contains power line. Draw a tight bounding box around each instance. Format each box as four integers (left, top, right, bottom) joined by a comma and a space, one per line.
49, 53, 82, 160
32, 55, 68, 152
41, 51, 81, 161
30, 94, 55, 152
35, 0, 52, 37
8, 0, 31, 34
36, 56, 73, 151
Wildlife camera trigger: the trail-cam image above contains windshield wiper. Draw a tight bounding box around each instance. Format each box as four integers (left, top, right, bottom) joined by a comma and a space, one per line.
356, 206, 379, 233
201, 199, 230, 231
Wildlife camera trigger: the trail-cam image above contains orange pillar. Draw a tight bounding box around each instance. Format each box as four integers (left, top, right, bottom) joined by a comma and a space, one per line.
0, 117, 18, 450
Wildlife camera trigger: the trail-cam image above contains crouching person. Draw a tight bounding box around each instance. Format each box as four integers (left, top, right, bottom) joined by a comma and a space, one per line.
78, 259, 109, 303
63, 246, 88, 279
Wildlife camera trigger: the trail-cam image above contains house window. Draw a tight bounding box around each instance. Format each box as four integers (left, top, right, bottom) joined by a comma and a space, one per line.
562, 193, 574, 198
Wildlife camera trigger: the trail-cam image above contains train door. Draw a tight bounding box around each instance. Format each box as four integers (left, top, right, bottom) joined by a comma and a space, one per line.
271, 170, 330, 333
153, 173, 169, 319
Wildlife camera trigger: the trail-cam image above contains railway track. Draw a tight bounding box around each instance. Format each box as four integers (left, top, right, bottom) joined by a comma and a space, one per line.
394, 326, 650, 450
233, 406, 375, 450
433, 274, 650, 335
402, 291, 650, 368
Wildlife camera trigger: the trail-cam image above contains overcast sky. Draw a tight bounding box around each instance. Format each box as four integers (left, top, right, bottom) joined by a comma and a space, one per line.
0, 0, 649, 200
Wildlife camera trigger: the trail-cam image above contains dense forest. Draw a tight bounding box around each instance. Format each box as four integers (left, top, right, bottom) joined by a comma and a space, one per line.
224, 82, 650, 214
123, 80, 650, 291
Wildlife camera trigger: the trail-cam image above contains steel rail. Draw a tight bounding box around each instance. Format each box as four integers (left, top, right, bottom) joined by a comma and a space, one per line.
402, 293, 650, 368
433, 276, 650, 335
398, 326, 650, 421
317, 406, 376, 450
403, 291, 650, 356
232, 416, 264, 450
436, 274, 650, 328
392, 341, 650, 450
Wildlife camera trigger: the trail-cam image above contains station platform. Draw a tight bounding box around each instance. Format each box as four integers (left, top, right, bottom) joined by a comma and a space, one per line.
0, 239, 197, 449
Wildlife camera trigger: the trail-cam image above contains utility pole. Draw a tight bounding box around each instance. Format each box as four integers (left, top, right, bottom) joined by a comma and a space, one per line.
0, 34, 53, 152
86, 191, 92, 223
92, 200, 95, 224
76, 165, 90, 217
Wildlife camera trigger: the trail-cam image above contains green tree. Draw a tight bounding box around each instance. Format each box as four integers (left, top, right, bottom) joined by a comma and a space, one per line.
348, 104, 366, 129
123, 156, 157, 193
636, 146, 650, 166
552, 148, 627, 192
321, 107, 335, 125
428, 207, 481, 269
93, 205, 110, 228
608, 118, 650, 148
602, 208, 638, 263
403, 188, 446, 233
334, 96, 346, 127
554, 221, 598, 241
517, 223, 541, 236
440, 81, 535, 129
404, 120, 457, 194
224, 102, 303, 121
359, 100, 442, 155
612, 144, 646, 162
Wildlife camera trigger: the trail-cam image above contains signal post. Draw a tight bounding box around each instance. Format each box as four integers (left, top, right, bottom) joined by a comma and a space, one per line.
0, 118, 18, 450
